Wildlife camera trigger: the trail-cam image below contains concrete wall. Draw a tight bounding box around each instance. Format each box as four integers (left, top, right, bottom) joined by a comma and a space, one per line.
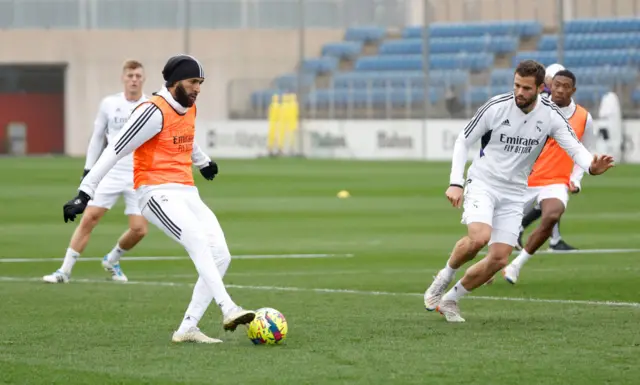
0, 29, 343, 156
409, 0, 638, 27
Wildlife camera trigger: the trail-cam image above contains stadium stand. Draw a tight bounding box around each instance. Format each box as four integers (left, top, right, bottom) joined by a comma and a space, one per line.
250, 17, 640, 118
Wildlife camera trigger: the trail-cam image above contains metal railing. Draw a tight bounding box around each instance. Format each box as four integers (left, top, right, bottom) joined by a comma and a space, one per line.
230, 79, 637, 120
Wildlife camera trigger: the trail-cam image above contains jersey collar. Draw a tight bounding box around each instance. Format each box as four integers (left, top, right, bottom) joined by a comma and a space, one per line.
558, 99, 576, 119
157, 86, 188, 115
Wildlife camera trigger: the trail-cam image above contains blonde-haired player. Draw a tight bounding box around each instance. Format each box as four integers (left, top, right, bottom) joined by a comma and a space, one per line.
62, 54, 255, 343
43, 60, 149, 284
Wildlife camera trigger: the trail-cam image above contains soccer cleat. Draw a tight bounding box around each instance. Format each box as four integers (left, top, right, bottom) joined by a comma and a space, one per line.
171, 327, 223, 344
222, 307, 256, 332
503, 264, 520, 285
424, 272, 453, 311
42, 270, 70, 284
436, 300, 465, 323
549, 240, 577, 252
102, 256, 128, 282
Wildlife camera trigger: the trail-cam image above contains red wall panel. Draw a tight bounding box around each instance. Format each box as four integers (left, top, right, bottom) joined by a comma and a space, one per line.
0, 93, 64, 154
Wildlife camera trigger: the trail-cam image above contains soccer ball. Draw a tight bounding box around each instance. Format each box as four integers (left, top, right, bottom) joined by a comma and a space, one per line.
246, 307, 288, 345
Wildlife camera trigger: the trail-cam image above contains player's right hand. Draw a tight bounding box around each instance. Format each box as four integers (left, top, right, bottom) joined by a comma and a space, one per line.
63, 191, 91, 223
445, 185, 464, 208
81, 169, 90, 181
588, 154, 615, 175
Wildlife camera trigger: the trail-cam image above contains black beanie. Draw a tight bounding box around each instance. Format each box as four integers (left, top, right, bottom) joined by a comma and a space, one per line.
162, 55, 205, 85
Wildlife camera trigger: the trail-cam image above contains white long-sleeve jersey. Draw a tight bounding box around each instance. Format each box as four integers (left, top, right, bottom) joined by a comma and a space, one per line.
560, 99, 596, 190
84, 92, 148, 174
449, 92, 593, 193
79, 86, 211, 199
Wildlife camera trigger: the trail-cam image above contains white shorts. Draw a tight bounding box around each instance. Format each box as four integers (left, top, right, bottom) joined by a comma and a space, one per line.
87, 170, 141, 216
524, 183, 569, 211
461, 179, 525, 247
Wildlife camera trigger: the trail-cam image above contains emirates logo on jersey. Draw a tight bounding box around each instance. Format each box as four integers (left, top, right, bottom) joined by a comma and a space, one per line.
500, 134, 540, 154
499, 134, 540, 146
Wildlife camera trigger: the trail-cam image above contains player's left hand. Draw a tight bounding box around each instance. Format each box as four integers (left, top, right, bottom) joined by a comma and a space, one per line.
199, 161, 218, 180
63, 191, 91, 223
569, 181, 580, 194
588, 154, 615, 175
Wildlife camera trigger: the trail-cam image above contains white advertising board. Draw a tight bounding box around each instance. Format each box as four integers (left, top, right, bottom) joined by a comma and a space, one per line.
196, 119, 640, 164
301, 120, 424, 160
622, 120, 640, 164
422, 120, 481, 161
195, 120, 269, 158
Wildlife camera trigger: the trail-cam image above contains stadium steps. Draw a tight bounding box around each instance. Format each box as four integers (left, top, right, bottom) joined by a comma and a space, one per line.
518, 35, 539, 52
493, 54, 512, 69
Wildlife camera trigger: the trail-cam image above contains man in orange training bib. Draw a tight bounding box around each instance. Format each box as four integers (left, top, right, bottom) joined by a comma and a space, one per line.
62, 54, 256, 343
503, 69, 598, 284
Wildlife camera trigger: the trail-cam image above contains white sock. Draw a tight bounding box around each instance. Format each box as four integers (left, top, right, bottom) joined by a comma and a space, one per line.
187, 242, 237, 316
177, 314, 199, 333
440, 259, 458, 280
107, 243, 126, 264
512, 249, 533, 269
441, 280, 470, 302
179, 253, 233, 332
60, 248, 80, 275
550, 224, 562, 245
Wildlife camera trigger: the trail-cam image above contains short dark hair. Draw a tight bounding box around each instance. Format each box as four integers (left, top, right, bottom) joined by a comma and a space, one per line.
514, 60, 546, 86
553, 69, 576, 86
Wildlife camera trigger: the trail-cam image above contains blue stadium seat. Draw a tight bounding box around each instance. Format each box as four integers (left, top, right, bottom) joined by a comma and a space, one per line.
489, 68, 515, 86
632, 88, 640, 103
274, 73, 315, 92
491, 66, 638, 87
403, 20, 542, 38
302, 57, 339, 74
355, 53, 494, 71
464, 86, 513, 105
250, 89, 287, 109
513, 49, 640, 67
378, 36, 518, 55
331, 70, 469, 89
564, 18, 640, 34
344, 26, 386, 42
572, 85, 610, 104
572, 66, 638, 85
321, 41, 363, 59
537, 33, 640, 51
304, 87, 441, 108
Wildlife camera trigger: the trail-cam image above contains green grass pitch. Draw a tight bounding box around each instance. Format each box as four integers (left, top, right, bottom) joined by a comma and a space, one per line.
0, 157, 638, 385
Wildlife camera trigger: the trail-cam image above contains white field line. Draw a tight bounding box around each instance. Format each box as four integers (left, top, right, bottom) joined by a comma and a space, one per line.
0, 276, 638, 309
0, 248, 639, 264
0, 253, 354, 263
141, 264, 640, 279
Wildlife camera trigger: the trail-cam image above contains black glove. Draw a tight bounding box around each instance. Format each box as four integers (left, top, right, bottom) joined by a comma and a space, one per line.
63, 190, 91, 223
199, 161, 218, 180
81, 169, 90, 181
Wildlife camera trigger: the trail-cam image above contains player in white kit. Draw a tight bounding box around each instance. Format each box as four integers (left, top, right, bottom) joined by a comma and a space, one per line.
423, 60, 614, 322
43, 60, 149, 284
